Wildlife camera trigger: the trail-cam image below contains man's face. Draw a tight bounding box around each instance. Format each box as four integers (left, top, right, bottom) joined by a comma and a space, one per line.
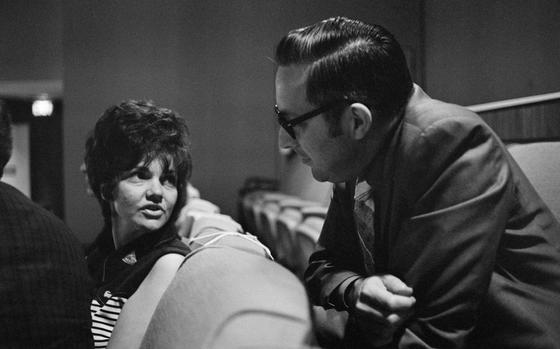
275, 64, 357, 183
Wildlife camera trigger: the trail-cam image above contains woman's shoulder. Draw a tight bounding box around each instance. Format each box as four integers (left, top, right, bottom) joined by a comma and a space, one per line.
149, 235, 190, 258
133, 236, 190, 273
150, 253, 185, 275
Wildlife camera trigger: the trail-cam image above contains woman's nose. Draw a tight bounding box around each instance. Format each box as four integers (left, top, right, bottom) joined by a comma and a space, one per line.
146, 179, 163, 202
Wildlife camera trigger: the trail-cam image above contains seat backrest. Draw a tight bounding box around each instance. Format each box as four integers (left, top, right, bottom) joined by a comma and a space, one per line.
251, 192, 292, 237
275, 206, 304, 268
293, 216, 325, 279
140, 246, 314, 349
240, 190, 264, 234
257, 200, 283, 255
507, 142, 560, 221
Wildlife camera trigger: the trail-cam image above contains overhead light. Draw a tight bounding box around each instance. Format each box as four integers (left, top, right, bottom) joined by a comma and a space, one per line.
32, 97, 53, 117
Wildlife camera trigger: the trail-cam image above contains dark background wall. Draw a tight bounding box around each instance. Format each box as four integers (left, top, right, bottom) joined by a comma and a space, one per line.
1, 1, 558, 243
424, 0, 560, 105
0, 1, 62, 81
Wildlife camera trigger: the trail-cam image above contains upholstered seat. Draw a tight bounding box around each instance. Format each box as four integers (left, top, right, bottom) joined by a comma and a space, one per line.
292, 215, 326, 279
275, 206, 303, 269
139, 245, 315, 349
508, 142, 560, 221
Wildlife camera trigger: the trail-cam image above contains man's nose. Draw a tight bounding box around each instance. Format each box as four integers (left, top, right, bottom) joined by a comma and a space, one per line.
278, 127, 296, 151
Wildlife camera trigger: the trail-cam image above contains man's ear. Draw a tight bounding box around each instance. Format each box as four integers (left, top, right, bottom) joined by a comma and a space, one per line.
347, 103, 372, 140
100, 184, 113, 201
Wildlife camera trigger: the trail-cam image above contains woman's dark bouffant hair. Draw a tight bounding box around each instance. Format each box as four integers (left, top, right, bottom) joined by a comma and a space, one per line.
84, 99, 192, 229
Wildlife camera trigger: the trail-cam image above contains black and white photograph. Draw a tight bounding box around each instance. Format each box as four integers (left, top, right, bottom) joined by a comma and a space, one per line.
1, 1, 559, 348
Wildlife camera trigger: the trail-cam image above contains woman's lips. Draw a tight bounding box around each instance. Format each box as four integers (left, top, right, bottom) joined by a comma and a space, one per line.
140, 205, 164, 218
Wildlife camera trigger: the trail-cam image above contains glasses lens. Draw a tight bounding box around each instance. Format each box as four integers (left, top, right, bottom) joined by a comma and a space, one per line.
275, 105, 295, 139
285, 125, 295, 139
279, 118, 295, 139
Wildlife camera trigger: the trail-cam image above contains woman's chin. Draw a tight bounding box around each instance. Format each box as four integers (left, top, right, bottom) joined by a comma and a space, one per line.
135, 218, 169, 234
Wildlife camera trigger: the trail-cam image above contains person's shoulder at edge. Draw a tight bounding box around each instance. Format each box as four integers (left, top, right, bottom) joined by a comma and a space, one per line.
404, 84, 485, 133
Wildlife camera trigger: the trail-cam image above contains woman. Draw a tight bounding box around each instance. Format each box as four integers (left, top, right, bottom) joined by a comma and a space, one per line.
84, 100, 192, 349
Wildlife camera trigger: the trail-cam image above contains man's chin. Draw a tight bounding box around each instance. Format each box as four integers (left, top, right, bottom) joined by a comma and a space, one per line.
311, 168, 351, 184
310, 168, 330, 183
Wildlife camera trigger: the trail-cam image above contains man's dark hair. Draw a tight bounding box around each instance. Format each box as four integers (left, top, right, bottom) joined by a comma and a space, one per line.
0, 101, 13, 174
275, 17, 413, 131
84, 99, 192, 227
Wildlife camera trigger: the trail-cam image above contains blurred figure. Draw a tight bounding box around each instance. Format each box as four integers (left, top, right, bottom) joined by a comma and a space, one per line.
80, 161, 94, 197
84, 100, 192, 349
0, 101, 93, 347
275, 17, 560, 348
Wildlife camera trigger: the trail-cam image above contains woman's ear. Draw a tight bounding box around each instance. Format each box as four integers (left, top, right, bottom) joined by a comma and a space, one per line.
347, 103, 372, 140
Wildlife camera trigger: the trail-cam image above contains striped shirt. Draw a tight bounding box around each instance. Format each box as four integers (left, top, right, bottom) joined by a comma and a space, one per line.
86, 227, 190, 348
90, 296, 127, 348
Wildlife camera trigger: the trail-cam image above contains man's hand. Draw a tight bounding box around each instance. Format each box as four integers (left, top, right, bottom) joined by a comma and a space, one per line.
350, 275, 416, 346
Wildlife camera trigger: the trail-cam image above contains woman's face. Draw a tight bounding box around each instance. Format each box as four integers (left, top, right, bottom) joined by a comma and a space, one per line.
109, 158, 178, 248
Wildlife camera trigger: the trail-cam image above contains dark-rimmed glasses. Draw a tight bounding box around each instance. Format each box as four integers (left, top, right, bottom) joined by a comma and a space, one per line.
274, 98, 353, 139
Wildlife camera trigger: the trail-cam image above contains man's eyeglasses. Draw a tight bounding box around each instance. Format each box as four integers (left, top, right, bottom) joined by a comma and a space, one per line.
274, 98, 353, 139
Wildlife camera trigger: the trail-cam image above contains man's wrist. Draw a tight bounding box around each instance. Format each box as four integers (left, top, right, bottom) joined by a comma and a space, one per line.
343, 278, 363, 311
327, 275, 362, 311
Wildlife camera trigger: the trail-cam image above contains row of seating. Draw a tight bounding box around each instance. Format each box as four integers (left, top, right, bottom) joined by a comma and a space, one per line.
238, 189, 329, 279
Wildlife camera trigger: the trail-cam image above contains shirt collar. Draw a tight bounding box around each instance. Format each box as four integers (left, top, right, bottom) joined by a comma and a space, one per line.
354, 178, 373, 201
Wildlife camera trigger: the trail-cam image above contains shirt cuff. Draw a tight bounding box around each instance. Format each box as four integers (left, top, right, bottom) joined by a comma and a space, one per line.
327, 275, 362, 311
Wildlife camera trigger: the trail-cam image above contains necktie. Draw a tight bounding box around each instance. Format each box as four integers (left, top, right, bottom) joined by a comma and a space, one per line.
354, 181, 375, 274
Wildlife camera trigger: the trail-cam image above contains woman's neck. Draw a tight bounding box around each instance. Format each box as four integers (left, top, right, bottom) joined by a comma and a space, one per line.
111, 220, 139, 250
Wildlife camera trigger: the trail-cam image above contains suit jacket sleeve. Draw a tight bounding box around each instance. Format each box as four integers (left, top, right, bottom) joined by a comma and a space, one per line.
391, 115, 512, 348
305, 182, 364, 311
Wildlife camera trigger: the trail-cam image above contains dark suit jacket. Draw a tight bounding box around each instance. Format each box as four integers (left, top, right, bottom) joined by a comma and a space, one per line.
305, 85, 560, 348
0, 182, 93, 348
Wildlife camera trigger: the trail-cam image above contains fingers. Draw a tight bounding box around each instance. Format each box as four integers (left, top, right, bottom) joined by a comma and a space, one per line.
381, 274, 414, 297
358, 276, 416, 314
350, 274, 415, 346
354, 299, 410, 327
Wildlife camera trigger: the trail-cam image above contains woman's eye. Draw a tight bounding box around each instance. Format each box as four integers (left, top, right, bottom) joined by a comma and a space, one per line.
127, 169, 150, 181
138, 172, 151, 180
162, 174, 177, 186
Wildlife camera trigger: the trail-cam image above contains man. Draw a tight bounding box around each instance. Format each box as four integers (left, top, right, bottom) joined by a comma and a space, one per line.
274, 17, 560, 348
0, 102, 93, 347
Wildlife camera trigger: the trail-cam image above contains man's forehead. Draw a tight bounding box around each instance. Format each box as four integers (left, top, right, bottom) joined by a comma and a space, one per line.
276, 64, 310, 87
275, 64, 312, 113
